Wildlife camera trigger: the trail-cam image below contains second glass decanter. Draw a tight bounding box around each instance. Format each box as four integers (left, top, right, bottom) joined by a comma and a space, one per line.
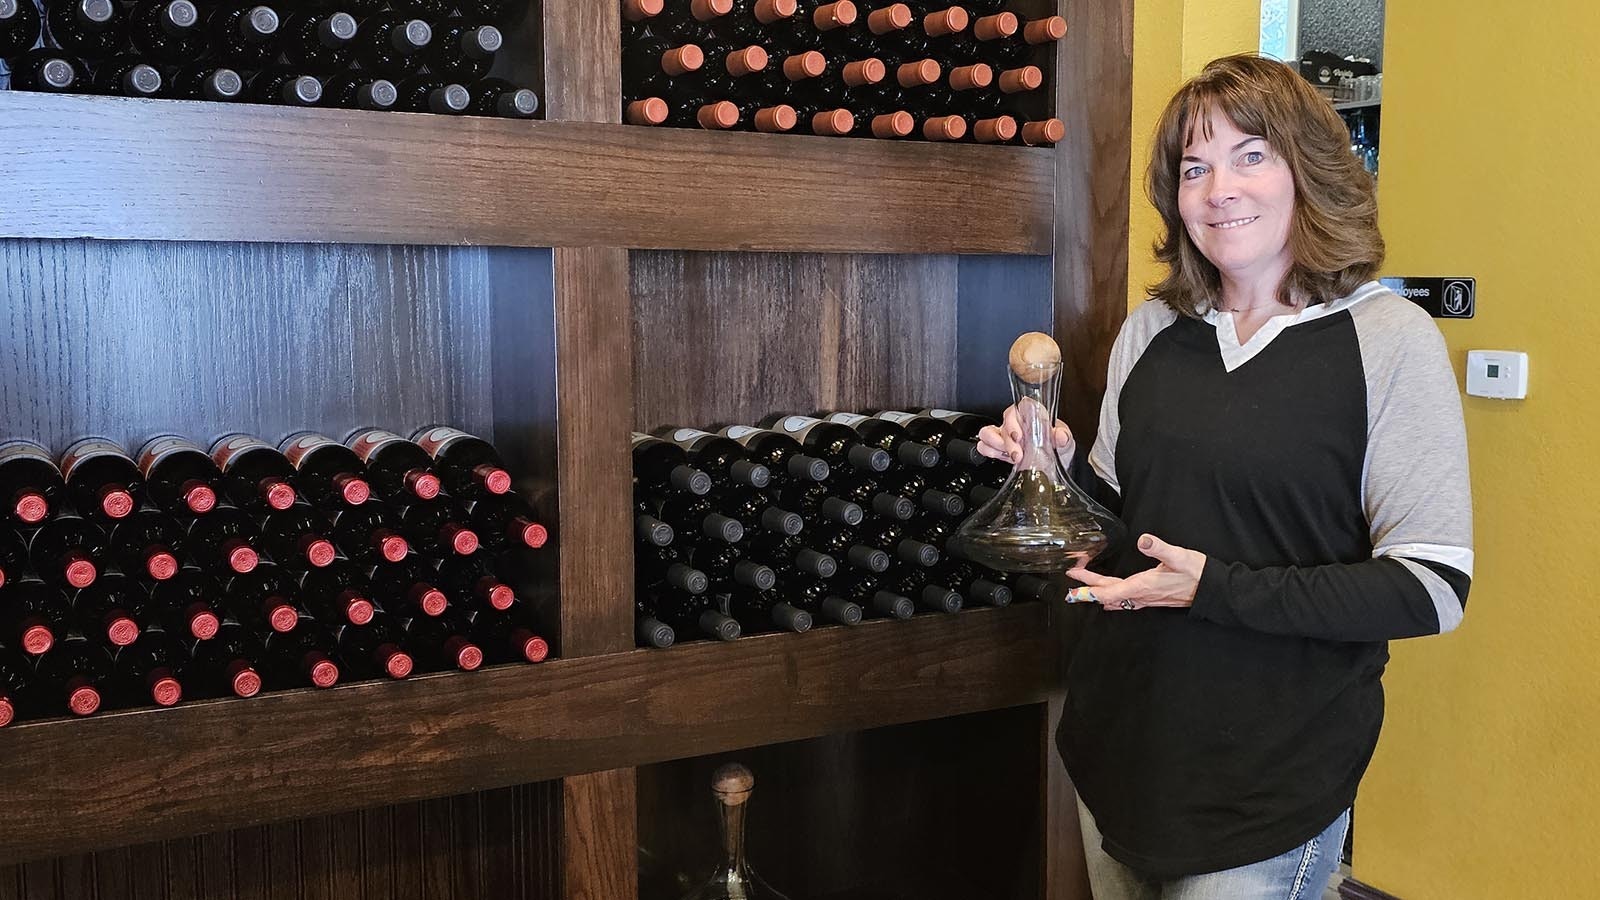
678, 763, 792, 900
945, 332, 1125, 573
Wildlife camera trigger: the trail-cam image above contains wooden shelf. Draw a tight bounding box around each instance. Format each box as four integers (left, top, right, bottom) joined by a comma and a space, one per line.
0, 603, 1059, 866
0, 92, 1054, 255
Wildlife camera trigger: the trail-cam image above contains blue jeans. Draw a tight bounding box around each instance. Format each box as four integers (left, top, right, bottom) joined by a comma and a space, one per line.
1077, 798, 1349, 900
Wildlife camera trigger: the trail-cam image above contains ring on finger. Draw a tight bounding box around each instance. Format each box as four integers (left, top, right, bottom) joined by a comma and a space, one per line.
1119, 599, 1135, 611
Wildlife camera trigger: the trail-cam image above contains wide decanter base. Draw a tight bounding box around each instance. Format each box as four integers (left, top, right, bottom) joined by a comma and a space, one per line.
947, 528, 1106, 574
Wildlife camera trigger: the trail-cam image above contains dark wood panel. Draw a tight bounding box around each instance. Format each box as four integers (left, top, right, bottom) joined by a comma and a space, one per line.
630, 252, 962, 430
955, 255, 1058, 415
0, 94, 1052, 254
0, 605, 1053, 865
563, 769, 638, 900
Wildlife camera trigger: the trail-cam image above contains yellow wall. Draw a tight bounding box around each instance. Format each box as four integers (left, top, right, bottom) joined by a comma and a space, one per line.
1130, 2, 1600, 897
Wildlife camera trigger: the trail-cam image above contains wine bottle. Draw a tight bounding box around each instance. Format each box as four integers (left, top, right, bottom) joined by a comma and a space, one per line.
466, 493, 548, 553
917, 60, 989, 114
278, 431, 371, 510
822, 411, 940, 467
0, 528, 28, 590
465, 606, 549, 663
0, 649, 30, 727
635, 592, 677, 648
326, 499, 410, 565
343, 428, 442, 504
882, 468, 965, 517
401, 609, 484, 671
645, 491, 744, 544
886, 563, 961, 613
390, 0, 451, 21
624, 94, 669, 125
938, 558, 1010, 607
424, 18, 499, 81
622, 34, 703, 90
648, 585, 740, 641
107, 507, 185, 581
769, 0, 854, 51
872, 410, 984, 466
351, 13, 430, 79
136, 434, 221, 516
713, 487, 803, 537
835, 570, 913, 619
758, 413, 892, 476
189, 619, 264, 697
715, 426, 829, 484
717, 0, 795, 47
60, 436, 143, 523
986, 14, 1065, 67
632, 432, 714, 496
279, 10, 358, 74
223, 564, 304, 634
468, 77, 539, 118
879, 4, 965, 64
803, 521, 888, 572
28, 509, 106, 590
34, 631, 111, 716
686, 542, 776, 593
784, 576, 863, 625
261, 622, 340, 689
0, 0, 42, 58
1020, 117, 1065, 146
636, 543, 711, 595
0, 438, 64, 526
126, 0, 202, 65
210, 434, 298, 512
453, 0, 511, 25
112, 628, 189, 707
636, 500, 676, 547
329, 615, 413, 679
410, 425, 512, 501
434, 553, 518, 612
659, 82, 740, 130
832, 1, 910, 56
971, 113, 1016, 142
4, 47, 80, 92
296, 559, 376, 625
206, 2, 281, 68
150, 569, 223, 640
855, 517, 939, 566
87, 57, 163, 100
792, 99, 854, 135
323, 71, 398, 109
769, 480, 863, 527
44, 0, 126, 58
183, 504, 261, 575
621, 0, 663, 41
258, 502, 338, 570
726, 586, 811, 634
367, 558, 449, 617
251, 68, 324, 105
397, 496, 479, 557
652, 0, 733, 47
3, 580, 67, 655
742, 530, 837, 579
943, 8, 1012, 64
829, 472, 914, 520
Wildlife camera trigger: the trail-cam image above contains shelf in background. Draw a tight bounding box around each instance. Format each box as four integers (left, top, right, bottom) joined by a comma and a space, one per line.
0, 92, 1055, 255
0, 602, 1060, 866
1332, 98, 1382, 111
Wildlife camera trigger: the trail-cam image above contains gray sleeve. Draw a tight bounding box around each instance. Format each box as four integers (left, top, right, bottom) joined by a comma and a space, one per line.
1086, 301, 1178, 498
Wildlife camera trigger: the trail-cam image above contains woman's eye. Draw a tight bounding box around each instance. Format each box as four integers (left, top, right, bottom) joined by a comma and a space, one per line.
1182, 166, 1206, 180
1241, 151, 1265, 165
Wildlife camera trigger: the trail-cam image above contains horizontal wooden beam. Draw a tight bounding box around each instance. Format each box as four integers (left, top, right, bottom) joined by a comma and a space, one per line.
0, 93, 1054, 255
0, 604, 1057, 866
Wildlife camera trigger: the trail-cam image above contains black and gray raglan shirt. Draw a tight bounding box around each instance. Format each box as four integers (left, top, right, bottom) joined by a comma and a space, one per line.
1058, 282, 1474, 879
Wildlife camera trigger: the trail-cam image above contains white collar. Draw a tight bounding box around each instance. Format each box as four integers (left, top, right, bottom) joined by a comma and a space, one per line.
1201, 281, 1388, 372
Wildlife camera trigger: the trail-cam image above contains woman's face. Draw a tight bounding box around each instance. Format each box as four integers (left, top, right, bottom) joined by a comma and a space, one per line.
1176, 111, 1297, 289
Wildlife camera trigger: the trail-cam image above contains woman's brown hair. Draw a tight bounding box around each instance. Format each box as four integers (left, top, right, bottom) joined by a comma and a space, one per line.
1146, 53, 1384, 317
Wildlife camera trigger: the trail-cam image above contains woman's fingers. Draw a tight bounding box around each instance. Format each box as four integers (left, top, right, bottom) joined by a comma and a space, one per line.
1066, 568, 1116, 586
1000, 406, 1024, 460
975, 425, 1010, 461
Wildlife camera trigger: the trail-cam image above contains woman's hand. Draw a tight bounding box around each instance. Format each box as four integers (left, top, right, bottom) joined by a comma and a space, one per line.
975, 405, 1076, 466
1066, 534, 1206, 611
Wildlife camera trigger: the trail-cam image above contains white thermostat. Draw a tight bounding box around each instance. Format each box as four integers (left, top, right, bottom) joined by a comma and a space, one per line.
1465, 350, 1528, 400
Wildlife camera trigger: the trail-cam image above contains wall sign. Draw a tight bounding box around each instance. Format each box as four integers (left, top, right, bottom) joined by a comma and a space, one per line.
1380, 277, 1476, 319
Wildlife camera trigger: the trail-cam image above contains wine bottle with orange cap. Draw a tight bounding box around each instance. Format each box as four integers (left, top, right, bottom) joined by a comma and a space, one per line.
985, 13, 1065, 67
653, 0, 736, 48
768, 0, 855, 52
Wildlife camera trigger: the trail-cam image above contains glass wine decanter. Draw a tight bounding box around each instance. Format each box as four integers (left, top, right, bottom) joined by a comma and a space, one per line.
679, 763, 791, 900
945, 332, 1125, 573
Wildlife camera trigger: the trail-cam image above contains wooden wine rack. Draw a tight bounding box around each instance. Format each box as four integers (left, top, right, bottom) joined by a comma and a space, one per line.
0, 0, 1131, 895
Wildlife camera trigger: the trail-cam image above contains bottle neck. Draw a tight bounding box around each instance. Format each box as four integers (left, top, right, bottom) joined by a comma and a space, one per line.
716, 797, 751, 873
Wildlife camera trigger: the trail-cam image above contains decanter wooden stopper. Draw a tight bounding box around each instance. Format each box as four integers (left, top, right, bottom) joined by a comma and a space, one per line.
1008, 332, 1062, 383
712, 763, 755, 807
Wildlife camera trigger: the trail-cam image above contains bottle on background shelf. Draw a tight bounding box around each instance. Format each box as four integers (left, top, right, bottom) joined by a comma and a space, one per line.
0, 649, 31, 727
330, 614, 414, 679
397, 496, 479, 557
424, 18, 500, 81
205, 1, 281, 69
434, 552, 520, 613
409, 425, 512, 501
632, 432, 714, 496
0, 438, 64, 527
33, 631, 112, 716
637, 543, 711, 596
620, 0, 664, 42
60, 436, 143, 524
137, 434, 221, 516
296, 559, 377, 626
757, 413, 892, 477
323, 71, 398, 110
0, 0, 42, 58
112, 628, 189, 708
210, 434, 297, 513
251, 68, 324, 106
367, 557, 450, 617
803, 521, 890, 573
278, 431, 371, 510
126, 0, 203, 65
651, 0, 733, 48
646, 584, 740, 642
743, 530, 838, 580
221, 564, 304, 635
636, 499, 676, 547
880, 468, 965, 517
4, 580, 68, 656
3, 48, 81, 92
350, 13, 430, 79
261, 622, 340, 689
835, 569, 913, 620
1020, 117, 1065, 146
150, 569, 224, 640
257, 502, 338, 570
711, 486, 803, 539
107, 508, 185, 581
782, 576, 863, 625
44, 0, 127, 58
188, 619, 264, 698
635, 593, 676, 648
401, 609, 484, 672
987, 14, 1066, 68
644, 490, 744, 545
726, 585, 812, 635
938, 558, 1011, 608
464, 606, 549, 664
466, 493, 548, 552
768, 479, 864, 527
821, 411, 940, 468
0, 528, 28, 591
685, 541, 776, 595
885, 562, 962, 613
872, 409, 985, 467
467, 78, 539, 118
183, 504, 262, 576
278, 10, 358, 72
768, 0, 855, 52
715, 426, 829, 485
343, 428, 442, 505
394, 74, 468, 115
28, 508, 107, 590
325, 499, 410, 565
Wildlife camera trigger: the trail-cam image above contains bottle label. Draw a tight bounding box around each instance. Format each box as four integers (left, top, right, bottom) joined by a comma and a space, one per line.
61, 436, 132, 481
411, 425, 471, 458
0, 439, 58, 471
136, 434, 208, 477
777, 415, 825, 436
279, 432, 340, 468
671, 427, 716, 444
630, 432, 654, 448
210, 434, 274, 471
722, 425, 761, 441
346, 428, 406, 464
826, 412, 869, 427
876, 411, 919, 425
927, 408, 961, 421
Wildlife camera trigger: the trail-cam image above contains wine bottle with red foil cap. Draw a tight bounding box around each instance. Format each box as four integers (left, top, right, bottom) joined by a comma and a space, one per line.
107, 508, 186, 582
397, 497, 479, 557
258, 502, 338, 571
44, 0, 127, 57
33, 631, 111, 716
0, 439, 64, 527
278, 431, 371, 510
222, 564, 304, 635
465, 606, 549, 664
401, 609, 484, 672
296, 560, 377, 626
637, 543, 710, 596
647, 584, 740, 641
0, 0, 42, 58
837, 569, 914, 619
326, 499, 410, 565
112, 628, 190, 708
821, 411, 940, 468
465, 494, 548, 553
0, 649, 30, 726
184, 504, 261, 576
0, 528, 29, 591
329, 614, 413, 679
886, 562, 962, 613
743, 530, 838, 580
726, 585, 812, 635
434, 553, 518, 613
150, 569, 224, 641
137, 434, 221, 517
73, 572, 155, 649
368, 558, 450, 617
261, 622, 340, 689
210, 434, 298, 513
207, 1, 281, 68
715, 426, 830, 485
28, 509, 106, 590
757, 413, 892, 477
409, 425, 513, 501
60, 437, 143, 524
343, 428, 442, 505
189, 619, 264, 698
632, 432, 714, 497
3, 580, 68, 656
780, 576, 863, 625
769, 480, 864, 527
